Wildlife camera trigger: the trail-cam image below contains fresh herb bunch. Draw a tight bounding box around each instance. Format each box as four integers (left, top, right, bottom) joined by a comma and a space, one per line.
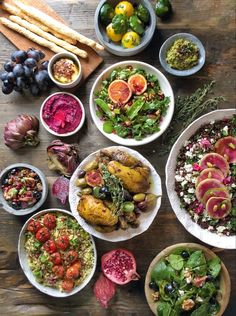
101, 164, 124, 215
160, 81, 225, 154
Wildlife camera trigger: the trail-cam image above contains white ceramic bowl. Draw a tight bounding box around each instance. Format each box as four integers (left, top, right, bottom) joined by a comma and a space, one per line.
18, 208, 97, 297
145, 243, 231, 316
94, 0, 156, 57
90, 61, 174, 146
40, 92, 85, 137
0, 163, 48, 216
165, 109, 236, 249
48, 52, 82, 88
159, 33, 206, 76
69, 146, 162, 242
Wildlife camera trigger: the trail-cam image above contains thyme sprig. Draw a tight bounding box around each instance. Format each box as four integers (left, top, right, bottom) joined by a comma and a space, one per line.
160, 81, 226, 154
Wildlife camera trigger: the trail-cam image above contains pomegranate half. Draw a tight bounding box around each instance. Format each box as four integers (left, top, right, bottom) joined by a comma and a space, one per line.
101, 248, 140, 285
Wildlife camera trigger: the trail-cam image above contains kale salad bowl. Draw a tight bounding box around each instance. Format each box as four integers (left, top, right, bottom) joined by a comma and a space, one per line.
145, 243, 231, 316
166, 109, 236, 249
89, 61, 174, 146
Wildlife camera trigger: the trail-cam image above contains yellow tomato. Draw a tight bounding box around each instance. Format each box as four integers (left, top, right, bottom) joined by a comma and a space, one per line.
122, 31, 140, 48
106, 23, 123, 42
115, 1, 134, 17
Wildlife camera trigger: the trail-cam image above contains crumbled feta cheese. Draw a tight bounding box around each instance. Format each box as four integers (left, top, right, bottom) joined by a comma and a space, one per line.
184, 196, 192, 204
185, 174, 192, 182
181, 180, 188, 187
186, 276, 192, 284
180, 191, 184, 197
222, 126, 229, 136
198, 154, 204, 159
188, 188, 195, 194
196, 296, 203, 303
208, 226, 214, 231
194, 214, 199, 222
217, 226, 227, 233
210, 138, 215, 144
179, 290, 185, 296
175, 175, 185, 182
191, 177, 197, 184
184, 164, 193, 173
210, 120, 215, 125
232, 183, 236, 188
185, 151, 193, 158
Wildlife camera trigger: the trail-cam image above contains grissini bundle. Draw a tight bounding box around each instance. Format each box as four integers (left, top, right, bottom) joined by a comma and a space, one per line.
9, 15, 88, 58
0, 1, 77, 45
14, 1, 104, 51
0, 17, 68, 54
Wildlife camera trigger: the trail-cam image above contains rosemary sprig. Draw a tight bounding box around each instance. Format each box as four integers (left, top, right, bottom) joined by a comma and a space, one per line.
160, 81, 226, 154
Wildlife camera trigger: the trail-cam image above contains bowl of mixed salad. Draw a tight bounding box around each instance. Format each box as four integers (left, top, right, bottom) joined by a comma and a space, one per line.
145, 243, 230, 316
0, 163, 48, 216
69, 146, 162, 241
18, 209, 97, 297
166, 109, 236, 249
90, 61, 174, 146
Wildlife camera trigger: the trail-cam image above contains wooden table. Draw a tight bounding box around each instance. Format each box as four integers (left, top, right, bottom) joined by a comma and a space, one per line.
0, 1, 235, 315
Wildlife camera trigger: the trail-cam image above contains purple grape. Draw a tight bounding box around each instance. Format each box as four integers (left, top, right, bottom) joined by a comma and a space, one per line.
11, 50, 27, 63
13, 64, 24, 77
23, 65, 32, 77
27, 49, 41, 61
40, 60, 49, 70
30, 83, 40, 96
0, 72, 8, 81
16, 77, 26, 90
24, 58, 37, 68
4, 61, 14, 72
37, 50, 45, 60
7, 72, 15, 83
2, 84, 14, 94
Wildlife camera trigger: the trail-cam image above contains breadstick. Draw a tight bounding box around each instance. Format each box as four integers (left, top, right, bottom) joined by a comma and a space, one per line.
0, 17, 68, 54
0, 2, 77, 45
9, 15, 87, 58
14, 1, 104, 51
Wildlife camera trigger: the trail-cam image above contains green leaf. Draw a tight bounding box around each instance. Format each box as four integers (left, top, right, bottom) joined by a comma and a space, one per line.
103, 121, 113, 134
186, 251, 207, 276
208, 256, 221, 278
95, 98, 115, 122
168, 254, 184, 271
190, 303, 210, 316
198, 282, 216, 299
127, 99, 145, 120
151, 260, 175, 282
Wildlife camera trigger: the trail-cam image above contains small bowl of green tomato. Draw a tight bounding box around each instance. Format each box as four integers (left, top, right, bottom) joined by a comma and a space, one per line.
145, 243, 231, 316
94, 0, 156, 56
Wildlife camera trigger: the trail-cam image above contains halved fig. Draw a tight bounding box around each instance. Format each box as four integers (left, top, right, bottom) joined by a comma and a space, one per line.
199, 153, 229, 176
127, 74, 147, 95
202, 187, 230, 205
195, 168, 225, 187
206, 197, 231, 219
215, 136, 236, 163
85, 170, 103, 187
196, 178, 226, 203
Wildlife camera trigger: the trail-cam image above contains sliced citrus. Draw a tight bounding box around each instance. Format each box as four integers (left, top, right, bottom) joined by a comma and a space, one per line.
108, 79, 132, 105
128, 74, 147, 95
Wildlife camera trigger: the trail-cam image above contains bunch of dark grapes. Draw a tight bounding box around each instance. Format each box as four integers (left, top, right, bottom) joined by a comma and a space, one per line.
0, 48, 53, 96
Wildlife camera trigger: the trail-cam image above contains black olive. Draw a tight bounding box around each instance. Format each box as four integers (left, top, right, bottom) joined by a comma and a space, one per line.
100, 186, 110, 194
2, 178, 8, 185
78, 170, 86, 178
206, 274, 214, 282
164, 283, 174, 294
209, 296, 217, 305
33, 191, 42, 200
149, 281, 159, 291
180, 250, 189, 259
11, 201, 21, 210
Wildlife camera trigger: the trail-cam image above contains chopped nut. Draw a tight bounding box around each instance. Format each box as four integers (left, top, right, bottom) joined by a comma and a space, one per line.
152, 291, 160, 302
183, 268, 191, 278
182, 299, 195, 311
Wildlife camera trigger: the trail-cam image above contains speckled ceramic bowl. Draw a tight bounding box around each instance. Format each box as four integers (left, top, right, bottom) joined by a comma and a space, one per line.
0, 163, 48, 216
159, 33, 206, 76
94, 0, 156, 56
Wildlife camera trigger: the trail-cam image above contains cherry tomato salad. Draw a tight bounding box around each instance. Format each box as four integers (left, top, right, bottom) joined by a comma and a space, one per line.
175, 116, 236, 236
1, 167, 42, 210
94, 65, 170, 140
24, 211, 95, 292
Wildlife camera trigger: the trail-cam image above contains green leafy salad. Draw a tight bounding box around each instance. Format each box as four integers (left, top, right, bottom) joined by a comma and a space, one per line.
149, 247, 222, 315
94, 65, 170, 140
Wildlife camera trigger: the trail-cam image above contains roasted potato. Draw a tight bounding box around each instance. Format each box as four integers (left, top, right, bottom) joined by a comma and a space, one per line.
107, 161, 150, 193
77, 195, 118, 226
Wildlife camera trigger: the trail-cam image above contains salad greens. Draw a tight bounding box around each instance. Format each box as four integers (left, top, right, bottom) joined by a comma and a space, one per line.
95, 66, 170, 140
150, 248, 222, 316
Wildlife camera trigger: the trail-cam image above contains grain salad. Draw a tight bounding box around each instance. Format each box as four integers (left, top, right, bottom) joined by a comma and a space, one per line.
175, 116, 236, 236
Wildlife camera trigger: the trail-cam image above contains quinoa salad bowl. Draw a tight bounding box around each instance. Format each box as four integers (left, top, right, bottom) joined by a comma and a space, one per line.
18, 209, 97, 297
166, 109, 236, 249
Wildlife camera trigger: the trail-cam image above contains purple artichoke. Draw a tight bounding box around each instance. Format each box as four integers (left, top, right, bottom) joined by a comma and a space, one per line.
47, 140, 79, 177
4, 114, 40, 150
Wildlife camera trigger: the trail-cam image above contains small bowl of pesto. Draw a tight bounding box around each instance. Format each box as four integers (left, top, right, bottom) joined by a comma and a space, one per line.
159, 33, 206, 76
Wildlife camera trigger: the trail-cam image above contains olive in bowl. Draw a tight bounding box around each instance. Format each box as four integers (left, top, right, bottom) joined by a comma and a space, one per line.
0, 163, 48, 216
94, 0, 156, 56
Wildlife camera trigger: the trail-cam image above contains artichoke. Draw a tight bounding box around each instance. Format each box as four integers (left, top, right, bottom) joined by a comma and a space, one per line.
4, 114, 40, 150
47, 140, 79, 177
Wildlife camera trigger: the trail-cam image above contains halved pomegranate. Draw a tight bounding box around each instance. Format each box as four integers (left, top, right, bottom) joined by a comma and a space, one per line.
101, 249, 140, 285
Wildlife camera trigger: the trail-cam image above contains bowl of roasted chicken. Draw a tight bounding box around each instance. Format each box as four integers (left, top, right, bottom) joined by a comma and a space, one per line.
69, 146, 162, 241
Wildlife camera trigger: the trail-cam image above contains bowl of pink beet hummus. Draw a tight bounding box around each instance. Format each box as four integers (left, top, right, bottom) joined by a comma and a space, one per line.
40, 92, 85, 137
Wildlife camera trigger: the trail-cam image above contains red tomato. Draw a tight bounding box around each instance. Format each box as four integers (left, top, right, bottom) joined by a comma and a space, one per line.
50, 252, 62, 265
27, 220, 42, 234
61, 279, 74, 292
43, 213, 56, 230
43, 240, 57, 254
56, 235, 69, 250
66, 265, 80, 279
35, 227, 50, 243
72, 261, 81, 270
67, 250, 78, 264
52, 265, 64, 278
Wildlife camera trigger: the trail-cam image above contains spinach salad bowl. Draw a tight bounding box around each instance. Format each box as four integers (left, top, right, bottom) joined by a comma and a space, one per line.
18, 208, 97, 297
89, 61, 174, 146
165, 109, 236, 249
145, 243, 231, 316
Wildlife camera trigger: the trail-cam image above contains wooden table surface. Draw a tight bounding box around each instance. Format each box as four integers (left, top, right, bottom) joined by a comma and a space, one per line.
0, 0, 235, 315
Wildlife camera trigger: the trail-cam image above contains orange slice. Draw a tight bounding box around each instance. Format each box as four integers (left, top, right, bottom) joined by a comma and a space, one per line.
128, 74, 147, 95
108, 80, 132, 105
